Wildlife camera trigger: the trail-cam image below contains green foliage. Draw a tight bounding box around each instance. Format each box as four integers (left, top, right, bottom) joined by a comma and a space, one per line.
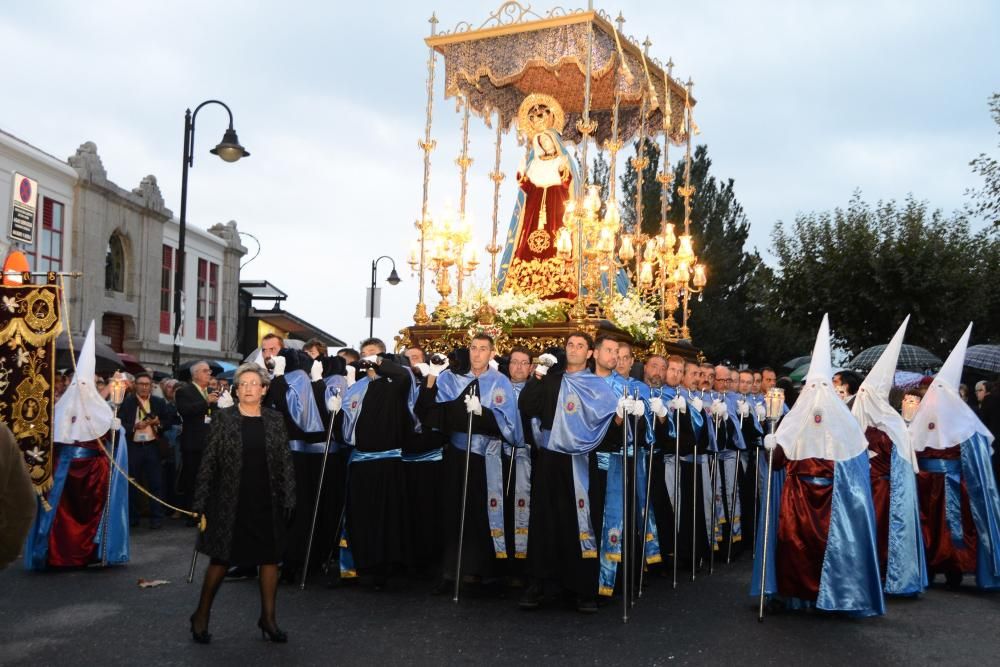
767, 193, 1000, 356
620, 139, 663, 236
967, 93, 1000, 226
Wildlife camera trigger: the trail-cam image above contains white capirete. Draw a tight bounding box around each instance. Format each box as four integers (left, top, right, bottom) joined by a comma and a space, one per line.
851, 316, 918, 471
776, 314, 868, 461
53, 320, 114, 443
909, 323, 994, 452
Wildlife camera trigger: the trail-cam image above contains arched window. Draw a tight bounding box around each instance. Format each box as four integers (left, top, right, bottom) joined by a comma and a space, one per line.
105, 234, 125, 292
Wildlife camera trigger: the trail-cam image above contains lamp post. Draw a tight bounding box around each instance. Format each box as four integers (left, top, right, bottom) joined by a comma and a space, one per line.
369, 255, 401, 338
172, 100, 249, 376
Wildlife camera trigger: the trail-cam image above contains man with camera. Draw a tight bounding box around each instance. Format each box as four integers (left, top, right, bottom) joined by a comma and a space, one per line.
120, 372, 172, 529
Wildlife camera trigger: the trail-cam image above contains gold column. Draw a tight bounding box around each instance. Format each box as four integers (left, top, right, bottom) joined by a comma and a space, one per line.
455, 97, 473, 301
680, 78, 695, 340
413, 13, 438, 325
487, 114, 505, 294
571, 1, 598, 322
654, 58, 679, 347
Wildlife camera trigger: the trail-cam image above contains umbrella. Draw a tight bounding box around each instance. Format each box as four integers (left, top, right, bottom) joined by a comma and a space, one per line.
782, 355, 812, 370
845, 344, 942, 372
55, 332, 124, 376
117, 352, 146, 376
893, 370, 928, 390
789, 362, 811, 382
965, 344, 1000, 374
175, 359, 225, 382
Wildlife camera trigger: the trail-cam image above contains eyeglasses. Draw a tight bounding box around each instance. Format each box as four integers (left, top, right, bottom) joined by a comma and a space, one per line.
238, 381, 263, 388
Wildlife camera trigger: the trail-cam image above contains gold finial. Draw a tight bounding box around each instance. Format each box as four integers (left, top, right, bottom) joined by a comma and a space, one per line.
666, 57, 675, 77
643, 36, 652, 54
615, 11, 625, 29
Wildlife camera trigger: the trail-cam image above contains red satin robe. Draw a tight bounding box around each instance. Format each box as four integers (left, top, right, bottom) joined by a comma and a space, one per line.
916, 445, 977, 577
775, 448, 835, 601
865, 427, 893, 577
47, 439, 110, 567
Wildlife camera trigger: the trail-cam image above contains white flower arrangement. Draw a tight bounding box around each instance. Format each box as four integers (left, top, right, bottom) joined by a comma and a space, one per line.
444, 289, 565, 333
607, 291, 657, 343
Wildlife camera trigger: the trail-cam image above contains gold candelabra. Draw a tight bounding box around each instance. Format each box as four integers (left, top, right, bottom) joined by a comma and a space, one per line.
409, 210, 480, 320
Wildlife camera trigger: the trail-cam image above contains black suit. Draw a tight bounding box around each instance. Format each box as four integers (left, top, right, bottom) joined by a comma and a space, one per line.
175, 382, 214, 513
120, 394, 171, 525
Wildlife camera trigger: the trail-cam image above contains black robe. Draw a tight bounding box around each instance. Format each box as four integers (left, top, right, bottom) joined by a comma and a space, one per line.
345, 359, 412, 574
419, 378, 505, 581
519, 369, 604, 599
657, 399, 710, 569
405, 375, 448, 571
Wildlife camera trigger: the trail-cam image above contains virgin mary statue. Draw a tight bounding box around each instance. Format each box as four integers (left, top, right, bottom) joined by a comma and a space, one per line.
496, 94, 579, 301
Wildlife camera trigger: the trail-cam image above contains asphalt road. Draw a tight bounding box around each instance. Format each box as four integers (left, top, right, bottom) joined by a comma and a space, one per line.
2, 522, 999, 666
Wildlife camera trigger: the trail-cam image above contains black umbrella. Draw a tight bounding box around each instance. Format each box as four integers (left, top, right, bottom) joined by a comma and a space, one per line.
175, 359, 225, 382
845, 344, 942, 372
965, 344, 1000, 374
782, 355, 812, 370
55, 332, 124, 376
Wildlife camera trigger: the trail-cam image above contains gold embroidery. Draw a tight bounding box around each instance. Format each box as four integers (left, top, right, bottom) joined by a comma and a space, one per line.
527, 228, 551, 253
505, 256, 575, 299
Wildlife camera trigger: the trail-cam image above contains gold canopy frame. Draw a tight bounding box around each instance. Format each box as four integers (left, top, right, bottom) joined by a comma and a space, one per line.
425, 3, 694, 145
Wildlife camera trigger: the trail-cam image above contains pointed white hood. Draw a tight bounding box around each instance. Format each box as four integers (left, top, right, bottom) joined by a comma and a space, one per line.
776, 314, 868, 461
909, 323, 994, 452
53, 321, 114, 442
852, 317, 918, 470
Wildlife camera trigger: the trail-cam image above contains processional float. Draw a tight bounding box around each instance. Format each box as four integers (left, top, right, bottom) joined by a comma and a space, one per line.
396, 1, 708, 359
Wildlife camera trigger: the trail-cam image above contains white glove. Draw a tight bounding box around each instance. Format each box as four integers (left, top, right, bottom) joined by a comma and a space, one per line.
327, 394, 342, 414
736, 399, 750, 418
650, 397, 668, 418
428, 358, 449, 377
361, 354, 379, 365
754, 403, 767, 421
216, 392, 234, 409
271, 355, 286, 377
616, 396, 629, 418
669, 395, 687, 414
310, 360, 323, 382
712, 400, 728, 420
629, 398, 645, 417
691, 396, 704, 413
112, 417, 122, 431
488, 358, 499, 371
763, 434, 778, 451
346, 365, 357, 387
534, 364, 550, 378
414, 362, 431, 377
464, 394, 483, 416
538, 353, 558, 367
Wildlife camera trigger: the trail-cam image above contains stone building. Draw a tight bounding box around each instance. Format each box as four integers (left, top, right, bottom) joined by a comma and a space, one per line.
66, 141, 246, 372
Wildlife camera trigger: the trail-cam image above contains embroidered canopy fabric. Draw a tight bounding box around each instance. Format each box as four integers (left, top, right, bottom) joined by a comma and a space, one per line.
428, 8, 692, 145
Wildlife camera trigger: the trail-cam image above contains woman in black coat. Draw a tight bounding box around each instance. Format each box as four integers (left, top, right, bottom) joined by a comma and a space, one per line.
189, 364, 295, 644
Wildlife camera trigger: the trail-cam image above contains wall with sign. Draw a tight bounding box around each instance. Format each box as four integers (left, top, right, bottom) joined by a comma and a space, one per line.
0, 130, 77, 273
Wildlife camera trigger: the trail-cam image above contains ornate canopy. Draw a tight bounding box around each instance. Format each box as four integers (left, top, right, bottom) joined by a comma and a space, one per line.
426, 3, 693, 145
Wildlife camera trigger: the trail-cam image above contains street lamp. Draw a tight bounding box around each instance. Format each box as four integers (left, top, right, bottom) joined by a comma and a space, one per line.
172, 100, 249, 376
369, 255, 401, 339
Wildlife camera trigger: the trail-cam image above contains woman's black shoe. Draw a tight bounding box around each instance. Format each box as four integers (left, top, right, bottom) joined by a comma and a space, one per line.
257, 619, 288, 643
189, 614, 211, 644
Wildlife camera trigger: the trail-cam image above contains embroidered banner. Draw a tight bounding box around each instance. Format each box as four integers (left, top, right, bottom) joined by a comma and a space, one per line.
0, 280, 62, 499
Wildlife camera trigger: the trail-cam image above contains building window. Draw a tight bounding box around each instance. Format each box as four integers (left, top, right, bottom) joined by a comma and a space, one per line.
160, 245, 173, 334
196, 258, 207, 340
32, 198, 64, 273
105, 234, 125, 292
208, 262, 218, 341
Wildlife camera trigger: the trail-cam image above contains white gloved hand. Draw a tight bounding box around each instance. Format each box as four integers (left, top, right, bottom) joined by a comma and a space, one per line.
216, 392, 234, 409
736, 399, 750, 418
346, 365, 357, 387
616, 396, 629, 418
754, 403, 767, 421
112, 417, 122, 431
428, 358, 449, 377
712, 400, 728, 420
649, 397, 668, 418
310, 360, 323, 382
669, 395, 687, 414
327, 394, 342, 414
361, 354, 379, 365
763, 434, 778, 451
629, 397, 646, 417
414, 362, 431, 377
271, 355, 286, 377
464, 394, 483, 416
488, 358, 499, 371
691, 396, 704, 413
538, 353, 558, 367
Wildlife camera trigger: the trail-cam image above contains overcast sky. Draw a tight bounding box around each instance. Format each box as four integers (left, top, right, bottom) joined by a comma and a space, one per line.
2, 1, 996, 350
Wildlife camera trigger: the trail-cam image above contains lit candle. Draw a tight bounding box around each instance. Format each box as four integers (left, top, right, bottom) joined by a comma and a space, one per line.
765, 388, 785, 420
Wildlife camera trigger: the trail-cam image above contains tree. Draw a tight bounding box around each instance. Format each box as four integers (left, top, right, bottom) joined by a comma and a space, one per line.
766, 193, 1000, 358
967, 93, 1000, 226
